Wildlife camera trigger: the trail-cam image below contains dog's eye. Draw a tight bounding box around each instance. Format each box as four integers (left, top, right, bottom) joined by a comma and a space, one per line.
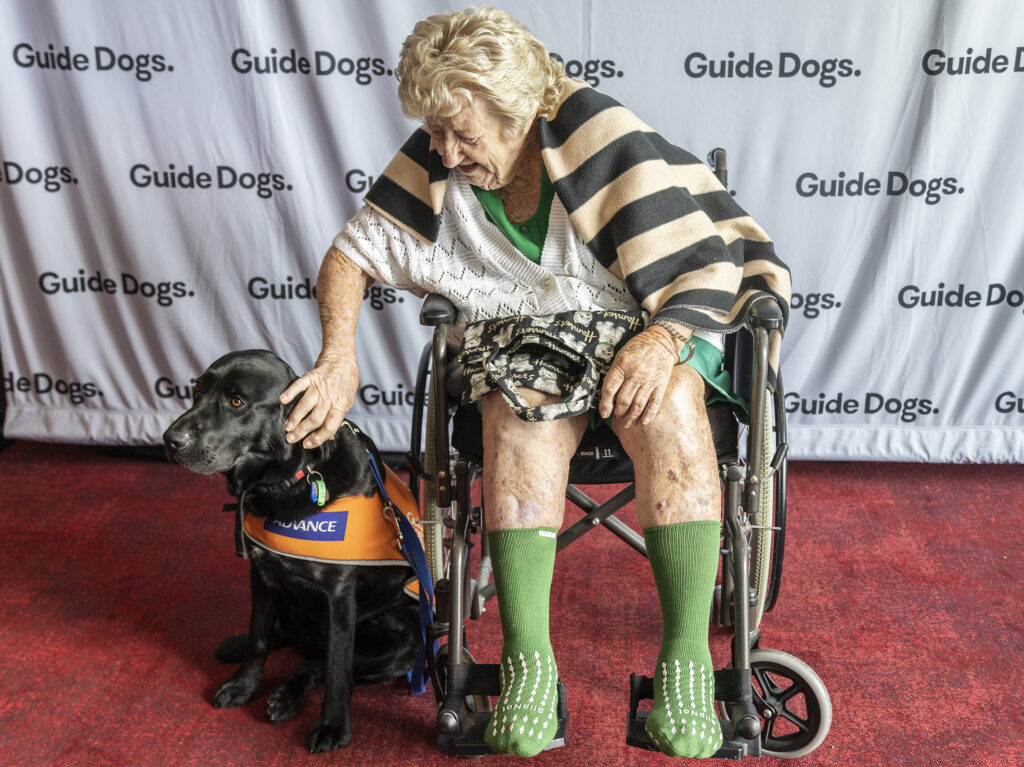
229, 395, 246, 408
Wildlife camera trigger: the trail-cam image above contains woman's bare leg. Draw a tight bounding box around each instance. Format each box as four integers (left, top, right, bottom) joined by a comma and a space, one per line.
481, 389, 587, 530
613, 364, 723, 759
613, 364, 720, 527
480, 389, 586, 756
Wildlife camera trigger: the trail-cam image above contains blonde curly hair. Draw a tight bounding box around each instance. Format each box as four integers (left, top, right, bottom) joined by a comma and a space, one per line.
396, 6, 568, 138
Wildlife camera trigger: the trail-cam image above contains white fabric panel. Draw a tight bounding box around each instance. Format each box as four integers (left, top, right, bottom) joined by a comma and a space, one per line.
1, 0, 1022, 462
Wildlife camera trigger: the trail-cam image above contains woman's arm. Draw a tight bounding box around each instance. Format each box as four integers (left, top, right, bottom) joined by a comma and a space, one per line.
280, 245, 373, 448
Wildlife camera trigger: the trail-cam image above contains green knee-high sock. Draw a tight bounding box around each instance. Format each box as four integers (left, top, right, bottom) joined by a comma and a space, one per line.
484, 527, 559, 757
644, 520, 723, 758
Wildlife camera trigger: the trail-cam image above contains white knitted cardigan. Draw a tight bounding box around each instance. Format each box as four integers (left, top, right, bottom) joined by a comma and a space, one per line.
334, 173, 719, 348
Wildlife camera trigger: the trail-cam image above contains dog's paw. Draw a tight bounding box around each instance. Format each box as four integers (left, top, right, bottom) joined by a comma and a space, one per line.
213, 676, 259, 708
266, 686, 301, 723
214, 633, 248, 663
306, 719, 352, 753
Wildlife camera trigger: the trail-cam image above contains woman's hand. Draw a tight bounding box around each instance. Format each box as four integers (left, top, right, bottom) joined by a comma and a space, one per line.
281, 245, 372, 449
598, 326, 682, 428
280, 354, 359, 449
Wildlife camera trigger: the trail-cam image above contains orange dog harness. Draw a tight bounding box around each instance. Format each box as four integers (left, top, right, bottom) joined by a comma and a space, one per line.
243, 465, 425, 584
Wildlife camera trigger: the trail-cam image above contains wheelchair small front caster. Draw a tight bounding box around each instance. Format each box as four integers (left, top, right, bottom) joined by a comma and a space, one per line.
717, 649, 832, 759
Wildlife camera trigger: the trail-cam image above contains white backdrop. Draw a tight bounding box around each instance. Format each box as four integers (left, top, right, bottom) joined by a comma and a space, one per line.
2, 0, 1022, 462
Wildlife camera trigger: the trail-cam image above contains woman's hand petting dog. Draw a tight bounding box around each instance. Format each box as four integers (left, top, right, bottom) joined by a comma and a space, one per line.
281, 353, 359, 449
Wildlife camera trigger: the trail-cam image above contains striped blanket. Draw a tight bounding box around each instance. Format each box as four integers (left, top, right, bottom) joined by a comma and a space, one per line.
365, 80, 790, 339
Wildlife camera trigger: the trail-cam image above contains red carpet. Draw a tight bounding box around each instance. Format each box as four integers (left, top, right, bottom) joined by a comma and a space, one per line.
0, 440, 1021, 766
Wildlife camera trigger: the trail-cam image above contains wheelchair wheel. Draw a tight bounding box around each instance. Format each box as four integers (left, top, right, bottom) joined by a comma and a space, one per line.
422, 382, 446, 584
750, 390, 776, 627
719, 649, 832, 759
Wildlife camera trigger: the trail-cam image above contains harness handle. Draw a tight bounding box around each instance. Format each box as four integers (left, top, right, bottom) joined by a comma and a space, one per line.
365, 449, 436, 696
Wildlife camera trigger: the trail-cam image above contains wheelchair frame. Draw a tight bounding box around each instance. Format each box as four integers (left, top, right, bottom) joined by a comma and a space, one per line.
404, 150, 831, 759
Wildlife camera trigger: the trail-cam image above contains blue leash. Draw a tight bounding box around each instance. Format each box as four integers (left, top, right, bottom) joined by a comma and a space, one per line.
365, 451, 435, 696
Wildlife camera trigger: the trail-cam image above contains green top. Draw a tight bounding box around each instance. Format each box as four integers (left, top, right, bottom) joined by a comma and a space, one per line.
471, 165, 555, 263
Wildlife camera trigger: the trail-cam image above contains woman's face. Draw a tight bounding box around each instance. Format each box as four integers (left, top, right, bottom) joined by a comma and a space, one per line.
425, 98, 532, 190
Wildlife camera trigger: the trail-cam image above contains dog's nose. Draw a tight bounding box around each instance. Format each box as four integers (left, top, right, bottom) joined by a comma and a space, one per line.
163, 429, 189, 455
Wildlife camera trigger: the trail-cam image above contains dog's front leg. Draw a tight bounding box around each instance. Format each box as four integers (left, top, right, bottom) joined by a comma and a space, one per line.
214, 565, 277, 708
306, 580, 356, 752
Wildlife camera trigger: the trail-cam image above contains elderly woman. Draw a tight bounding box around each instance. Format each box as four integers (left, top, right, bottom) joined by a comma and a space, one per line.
281, 6, 788, 759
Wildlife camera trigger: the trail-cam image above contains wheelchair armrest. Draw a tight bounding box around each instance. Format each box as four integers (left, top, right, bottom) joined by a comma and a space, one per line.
420, 293, 457, 326
746, 296, 785, 330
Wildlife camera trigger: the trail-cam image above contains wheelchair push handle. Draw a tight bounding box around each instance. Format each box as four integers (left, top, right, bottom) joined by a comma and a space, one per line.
747, 296, 785, 330
420, 293, 458, 326
707, 147, 728, 187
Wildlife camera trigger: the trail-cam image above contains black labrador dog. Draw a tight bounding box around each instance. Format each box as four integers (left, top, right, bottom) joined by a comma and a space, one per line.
163, 349, 420, 753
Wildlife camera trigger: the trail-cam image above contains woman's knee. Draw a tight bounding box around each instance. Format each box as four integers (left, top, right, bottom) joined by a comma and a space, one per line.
480, 389, 585, 529
481, 390, 583, 458
611, 364, 721, 525
613, 364, 712, 456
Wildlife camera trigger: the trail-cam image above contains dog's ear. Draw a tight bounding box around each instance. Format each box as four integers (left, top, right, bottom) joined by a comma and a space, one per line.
267, 400, 303, 466
268, 401, 338, 465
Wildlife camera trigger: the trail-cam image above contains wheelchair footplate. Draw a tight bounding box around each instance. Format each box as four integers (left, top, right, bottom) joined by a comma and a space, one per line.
627, 672, 761, 760
436, 661, 568, 756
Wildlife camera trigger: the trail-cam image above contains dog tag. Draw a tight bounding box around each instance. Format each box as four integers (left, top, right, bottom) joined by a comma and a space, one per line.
310, 478, 328, 507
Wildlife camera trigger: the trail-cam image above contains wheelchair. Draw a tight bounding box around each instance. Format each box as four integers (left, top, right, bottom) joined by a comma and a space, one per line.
404, 150, 832, 760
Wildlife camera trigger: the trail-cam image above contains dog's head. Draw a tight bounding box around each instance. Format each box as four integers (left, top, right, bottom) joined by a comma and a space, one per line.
163, 349, 303, 484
